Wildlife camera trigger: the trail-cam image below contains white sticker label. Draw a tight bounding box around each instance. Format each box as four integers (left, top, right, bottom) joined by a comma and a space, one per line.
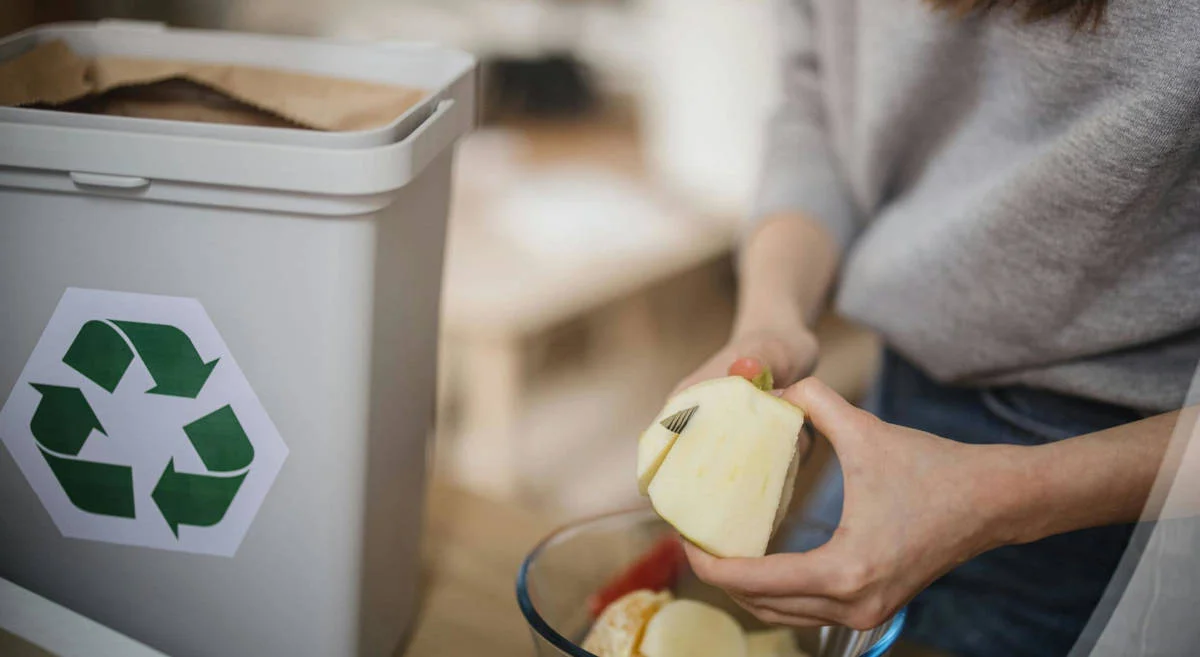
0, 288, 288, 556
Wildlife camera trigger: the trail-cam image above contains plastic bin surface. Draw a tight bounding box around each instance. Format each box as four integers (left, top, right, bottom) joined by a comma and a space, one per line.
0, 21, 474, 657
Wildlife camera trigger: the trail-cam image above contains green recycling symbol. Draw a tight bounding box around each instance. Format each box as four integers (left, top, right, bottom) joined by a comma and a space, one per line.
1, 288, 288, 554
31, 320, 253, 536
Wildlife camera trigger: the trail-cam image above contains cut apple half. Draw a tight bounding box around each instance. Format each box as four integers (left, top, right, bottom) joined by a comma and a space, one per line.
639, 599, 747, 657
637, 376, 805, 558
746, 629, 810, 657
581, 589, 674, 657
637, 384, 712, 494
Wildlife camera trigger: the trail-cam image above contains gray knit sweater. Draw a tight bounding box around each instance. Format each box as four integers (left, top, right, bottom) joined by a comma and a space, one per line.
754, 0, 1200, 412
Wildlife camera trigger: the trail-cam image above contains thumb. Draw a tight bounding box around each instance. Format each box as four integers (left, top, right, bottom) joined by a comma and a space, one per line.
779, 377, 872, 450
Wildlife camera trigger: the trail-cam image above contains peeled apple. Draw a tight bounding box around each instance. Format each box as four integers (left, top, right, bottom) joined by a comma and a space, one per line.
582, 589, 674, 657
746, 629, 809, 657
637, 375, 805, 558
639, 599, 747, 657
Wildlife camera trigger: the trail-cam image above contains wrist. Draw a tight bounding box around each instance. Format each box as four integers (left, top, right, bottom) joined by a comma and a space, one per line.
737, 212, 839, 330
731, 297, 808, 340
968, 443, 1051, 549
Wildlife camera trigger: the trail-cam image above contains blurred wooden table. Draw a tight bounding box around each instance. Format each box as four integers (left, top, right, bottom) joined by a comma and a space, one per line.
406, 482, 943, 657
404, 481, 556, 656
2, 481, 939, 656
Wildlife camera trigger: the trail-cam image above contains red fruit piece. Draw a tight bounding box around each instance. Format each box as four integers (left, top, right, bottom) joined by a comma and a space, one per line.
728, 358, 773, 391
587, 534, 688, 619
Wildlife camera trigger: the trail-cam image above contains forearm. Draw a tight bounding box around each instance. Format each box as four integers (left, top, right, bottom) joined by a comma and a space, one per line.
734, 212, 840, 336
739, 0, 847, 337
987, 406, 1200, 547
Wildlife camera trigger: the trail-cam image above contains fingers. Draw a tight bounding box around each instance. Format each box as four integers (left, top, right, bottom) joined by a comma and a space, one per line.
742, 338, 808, 387
730, 595, 832, 628
731, 592, 843, 627
779, 377, 875, 450
684, 540, 902, 631
727, 357, 765, 382
683, 540, 842, 597
735, 592, 898, 632
675, 328, 816, 395
673, 365, 718, 395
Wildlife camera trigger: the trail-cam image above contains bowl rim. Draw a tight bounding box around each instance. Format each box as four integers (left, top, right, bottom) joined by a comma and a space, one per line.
517, 506, 650, 657
515, 508, 907, 657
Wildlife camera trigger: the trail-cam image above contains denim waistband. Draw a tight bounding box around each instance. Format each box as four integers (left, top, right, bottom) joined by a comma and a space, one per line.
873, 349, 1147, 444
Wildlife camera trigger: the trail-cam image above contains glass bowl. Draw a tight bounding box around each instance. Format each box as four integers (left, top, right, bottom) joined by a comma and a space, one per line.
517, 508, 905, 657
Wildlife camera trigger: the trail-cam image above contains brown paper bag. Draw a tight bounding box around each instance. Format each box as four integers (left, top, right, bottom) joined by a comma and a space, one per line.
0, 40, 428, 132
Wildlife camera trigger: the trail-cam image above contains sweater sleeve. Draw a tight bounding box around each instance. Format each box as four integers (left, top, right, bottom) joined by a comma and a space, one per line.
750, 0, 860, 252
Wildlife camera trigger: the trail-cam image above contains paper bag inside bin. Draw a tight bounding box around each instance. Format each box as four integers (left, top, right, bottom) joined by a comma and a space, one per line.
0, 40, 428, 131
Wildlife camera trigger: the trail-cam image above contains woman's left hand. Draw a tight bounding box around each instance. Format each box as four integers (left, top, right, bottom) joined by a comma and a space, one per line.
684, 378, 1019, 630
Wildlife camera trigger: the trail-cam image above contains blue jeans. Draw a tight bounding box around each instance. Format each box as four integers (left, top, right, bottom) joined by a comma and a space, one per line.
786, 350, 1144, 657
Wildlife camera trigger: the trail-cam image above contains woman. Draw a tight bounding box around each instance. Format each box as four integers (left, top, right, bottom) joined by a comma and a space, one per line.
673, 1, 1200, 655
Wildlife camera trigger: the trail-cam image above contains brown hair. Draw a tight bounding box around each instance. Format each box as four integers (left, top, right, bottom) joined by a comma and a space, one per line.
927, 0, 1108, 29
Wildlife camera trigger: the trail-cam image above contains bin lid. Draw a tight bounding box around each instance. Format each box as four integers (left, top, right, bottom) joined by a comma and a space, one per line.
0, 21, 475, 150
0, 23, 476, 198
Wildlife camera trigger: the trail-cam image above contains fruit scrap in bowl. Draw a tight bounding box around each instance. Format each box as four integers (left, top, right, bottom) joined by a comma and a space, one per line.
587, 535, 688, 619
582, 590, 809, 657
637, 370, 805, 558
583, 589, 672, 657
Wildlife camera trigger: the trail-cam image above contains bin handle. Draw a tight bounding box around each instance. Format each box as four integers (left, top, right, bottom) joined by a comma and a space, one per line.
0, 98, 470, 197
69, 172, 151, 190
387, 98, 463, 186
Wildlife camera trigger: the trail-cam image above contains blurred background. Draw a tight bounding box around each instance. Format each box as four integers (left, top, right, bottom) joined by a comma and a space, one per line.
2, 0, 880, 522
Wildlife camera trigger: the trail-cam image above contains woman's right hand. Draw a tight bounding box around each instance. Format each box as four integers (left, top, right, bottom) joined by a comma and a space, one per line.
674, 322, 819, 394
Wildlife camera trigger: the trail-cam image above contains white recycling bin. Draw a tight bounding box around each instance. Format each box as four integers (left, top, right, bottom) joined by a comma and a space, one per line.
0, 21, 475, 657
